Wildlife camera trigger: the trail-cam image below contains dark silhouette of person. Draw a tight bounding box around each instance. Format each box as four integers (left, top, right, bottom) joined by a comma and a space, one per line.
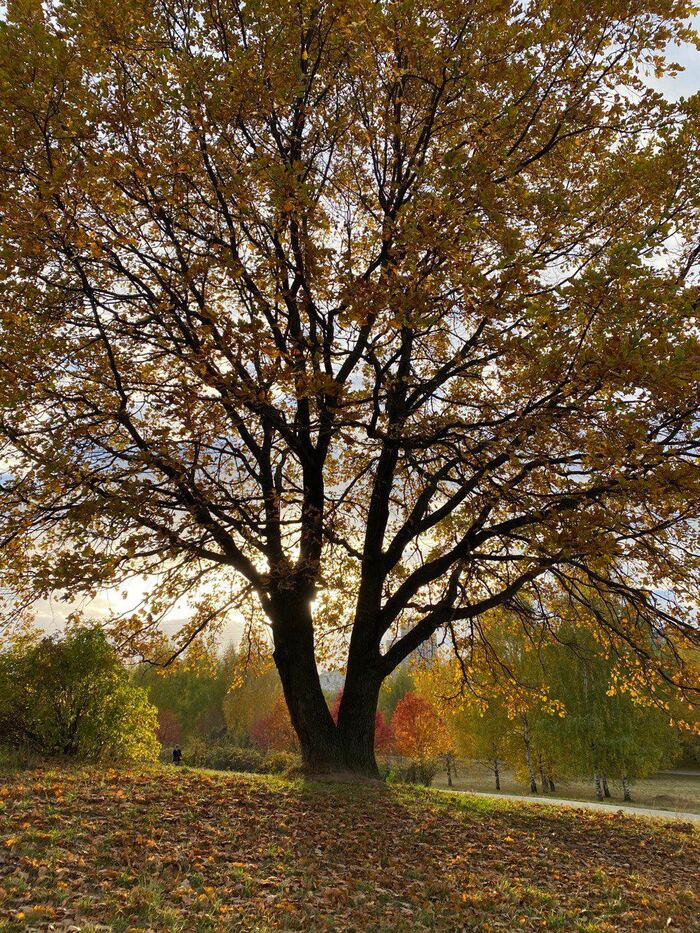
172, 746, 182, 766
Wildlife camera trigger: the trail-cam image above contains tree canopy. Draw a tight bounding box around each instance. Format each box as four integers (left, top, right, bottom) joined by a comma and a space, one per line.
0, 0, 699, 773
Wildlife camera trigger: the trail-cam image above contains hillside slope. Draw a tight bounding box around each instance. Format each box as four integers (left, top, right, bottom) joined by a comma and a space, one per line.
0, 767, 697, 931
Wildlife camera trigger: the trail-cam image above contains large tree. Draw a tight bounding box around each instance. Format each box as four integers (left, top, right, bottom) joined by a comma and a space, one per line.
1, 0, 700, 775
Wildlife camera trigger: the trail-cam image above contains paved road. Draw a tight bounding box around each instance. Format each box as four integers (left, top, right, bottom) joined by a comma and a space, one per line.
440, 788, 700, 823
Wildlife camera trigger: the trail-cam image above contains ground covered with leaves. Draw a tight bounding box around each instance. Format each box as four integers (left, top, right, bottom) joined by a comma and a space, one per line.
0, 767, 697, 932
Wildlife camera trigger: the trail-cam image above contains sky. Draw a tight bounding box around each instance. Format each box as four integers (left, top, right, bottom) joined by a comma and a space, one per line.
653, 21, 700, 100
28, 16, 700, 645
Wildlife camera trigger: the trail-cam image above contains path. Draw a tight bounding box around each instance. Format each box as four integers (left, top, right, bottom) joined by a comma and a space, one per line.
657, 769, 700, 778
440, 788, 700, 823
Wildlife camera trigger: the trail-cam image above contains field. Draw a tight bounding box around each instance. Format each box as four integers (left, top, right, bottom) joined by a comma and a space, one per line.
433, 762, 700, 815
0, 767, 698, 932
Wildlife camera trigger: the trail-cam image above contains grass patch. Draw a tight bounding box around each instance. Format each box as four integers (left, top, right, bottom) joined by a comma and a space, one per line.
0, 765, 697, 931
432, 761, 700, 814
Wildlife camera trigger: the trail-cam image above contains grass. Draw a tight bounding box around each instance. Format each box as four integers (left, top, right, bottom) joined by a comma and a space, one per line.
432, 761, 700, 814
0, 765, 698, 931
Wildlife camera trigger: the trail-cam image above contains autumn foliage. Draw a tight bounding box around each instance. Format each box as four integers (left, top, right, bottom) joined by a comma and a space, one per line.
392, 693, 452, 764
250, 696, 299, 753
1, 0, 699, 774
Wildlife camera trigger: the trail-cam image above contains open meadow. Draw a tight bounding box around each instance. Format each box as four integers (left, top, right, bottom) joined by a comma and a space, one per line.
0, 766, 698, 933
433, 764, 700, 816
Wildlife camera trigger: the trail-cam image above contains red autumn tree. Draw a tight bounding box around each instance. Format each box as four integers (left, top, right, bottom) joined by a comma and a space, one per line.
250, 695, 299, 753
392, 693, 452, 764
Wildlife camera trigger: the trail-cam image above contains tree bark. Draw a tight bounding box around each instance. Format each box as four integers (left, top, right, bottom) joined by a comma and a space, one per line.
538, 754, 547, 795
601, 773, 611, 798
622, 774, 632, 802
494, 758, 501, 791
337, 663, 382, 778
271, 597, 343, 774
593, 767, 604, 801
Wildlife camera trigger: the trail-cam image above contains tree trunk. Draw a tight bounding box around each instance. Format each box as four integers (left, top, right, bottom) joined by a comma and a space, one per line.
494, 758, 501, 791
622, 774, 632, 802
337, 664, 382, 778
538, 754, 547, 795
272, 595, 384, 778
601, 773, 611, 798
446, 754, 453, 788
548, 775, 556, 793
593, 767, 604, 801
521, 714, 538, 794
272, 598, 343, 774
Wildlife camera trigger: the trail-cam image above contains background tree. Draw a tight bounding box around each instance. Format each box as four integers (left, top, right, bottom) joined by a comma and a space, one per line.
458, 701, 515, 793
378, 667, 415, 722
250, 695, 300, 753
415, 656, 513, 790
223, 652, 283, 746
1, 0, 700, 775
417, 611, 686, 797
156, 708, 183, 747
0, 627, 159, 761
536, 626, 682, 800
134, 642, 237, 740
392, 692, 452, 784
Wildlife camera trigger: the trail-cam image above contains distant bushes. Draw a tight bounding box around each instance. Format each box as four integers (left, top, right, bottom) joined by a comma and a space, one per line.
384, 758, 442, 787
179, 738, 302, 777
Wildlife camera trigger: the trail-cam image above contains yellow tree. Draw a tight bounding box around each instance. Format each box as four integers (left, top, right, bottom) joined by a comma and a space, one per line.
416, 657, 515, 791
223, 643, 282, 744
1, 0, 700, 775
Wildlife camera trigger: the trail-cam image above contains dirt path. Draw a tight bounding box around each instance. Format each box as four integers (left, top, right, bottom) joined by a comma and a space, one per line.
441, 788, 700, 822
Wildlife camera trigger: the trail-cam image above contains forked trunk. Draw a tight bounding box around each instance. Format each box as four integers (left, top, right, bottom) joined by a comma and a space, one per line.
272, 599, 381, 777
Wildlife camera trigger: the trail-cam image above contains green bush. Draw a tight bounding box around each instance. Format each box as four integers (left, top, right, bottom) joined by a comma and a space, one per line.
182, 738, 262, 772
262, 750, 303, 777
0, 627, 159, 763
